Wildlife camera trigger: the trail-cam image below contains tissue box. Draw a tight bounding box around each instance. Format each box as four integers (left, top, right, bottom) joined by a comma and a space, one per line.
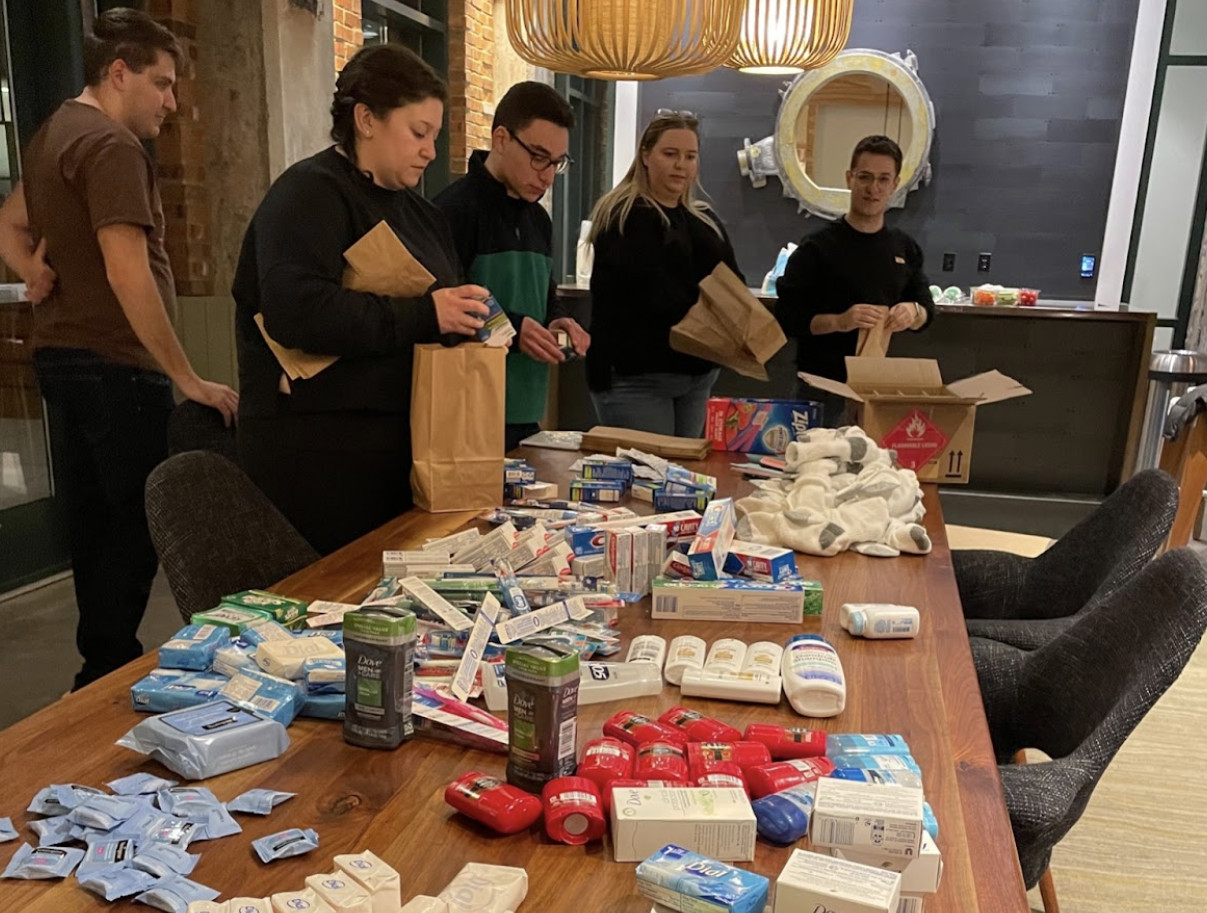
652, 577, 821, 624
610, 787, 756, 863
774, 849, 901, 913
707, 397, 822, 455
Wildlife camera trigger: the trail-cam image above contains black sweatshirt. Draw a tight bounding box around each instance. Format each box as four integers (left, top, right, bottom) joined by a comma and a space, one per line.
233, 146, 460, 420
587, 200, 743, 391
775, 217, 935, 382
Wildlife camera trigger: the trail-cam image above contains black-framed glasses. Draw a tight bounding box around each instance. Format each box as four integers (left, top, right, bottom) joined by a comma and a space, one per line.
655, 108, 699, 125
505, 127, 573, 175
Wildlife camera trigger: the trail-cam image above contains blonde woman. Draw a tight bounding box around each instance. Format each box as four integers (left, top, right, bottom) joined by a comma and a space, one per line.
586, 110, 743, 437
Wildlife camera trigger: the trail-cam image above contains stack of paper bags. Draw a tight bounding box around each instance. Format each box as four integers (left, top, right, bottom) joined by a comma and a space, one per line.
255, 220, 436, 382
580, 426, 711, 461
669, 262, 787, 380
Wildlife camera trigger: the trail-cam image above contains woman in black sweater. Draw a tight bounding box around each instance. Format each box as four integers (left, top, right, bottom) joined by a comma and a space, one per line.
233, 45, 489, 554
586, 111, 742, 437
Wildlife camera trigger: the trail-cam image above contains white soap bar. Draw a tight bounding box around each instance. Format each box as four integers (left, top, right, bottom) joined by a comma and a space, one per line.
227, 900, 271, 913
438, 863, 527, 913
187, 903, 229, 913
334, 850, 402, 913
271, 890, 335, 913
774, 848, 901, 913
399, 899, 449, 913
307, 872, 373, 913
255, 637, 344, 680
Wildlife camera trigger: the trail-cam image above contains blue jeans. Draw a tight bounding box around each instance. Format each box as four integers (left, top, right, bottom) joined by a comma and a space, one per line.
591, 369, 720, 438
33, 348, 174, 690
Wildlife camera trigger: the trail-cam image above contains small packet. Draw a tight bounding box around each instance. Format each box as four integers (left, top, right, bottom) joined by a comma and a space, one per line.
226, 789, 295, 816
27, 814, 75, 846
195, 804, 242, 841
111, 805, 161, 840
27, 783, 104, 816
67, 794, 144, 831
130, 842, 200, 878
108, 772, 179, 795
134, 874, 221, 912
302, 656, 346, 694
0, 817, 17, 842
252, 827, 319, 863
141, 815, 204, 850
2, 843, 86, 879
79, 864, 158, 901
77, 837, 138, 878
157, 787, 222, 818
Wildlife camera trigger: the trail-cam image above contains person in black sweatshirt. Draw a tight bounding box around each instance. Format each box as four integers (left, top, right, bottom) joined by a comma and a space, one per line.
232, 45, 490, 554
776, 135, 935, 427
587, 111, 742, 438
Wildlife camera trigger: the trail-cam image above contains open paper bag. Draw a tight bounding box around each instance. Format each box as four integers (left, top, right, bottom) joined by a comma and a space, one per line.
669, 262, 787, 380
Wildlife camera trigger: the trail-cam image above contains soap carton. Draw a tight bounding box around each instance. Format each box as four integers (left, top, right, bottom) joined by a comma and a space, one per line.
220, 590, 308, 626
832, 832, 944, 895
190, 605, 273, 635
707, 397, 822, 455
811, 777, 925, 859
652, 577, 822, 624
687, 498, 736, 581
723, 540, 798, 583
774, 848, 901, 913
610, 786, 756, 863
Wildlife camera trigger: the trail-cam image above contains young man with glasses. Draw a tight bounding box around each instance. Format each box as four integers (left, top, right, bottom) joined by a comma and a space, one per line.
775, 135, 934, 427
435, 82, 590, 451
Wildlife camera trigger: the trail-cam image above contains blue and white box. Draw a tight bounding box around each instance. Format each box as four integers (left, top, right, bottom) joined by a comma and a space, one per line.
568, 478, 626, 503
131, 669, 230, 713
636, 845, 769, 913
158, 624, 230, 671
567, 525, 607, 557
723, 540, 798, 583
687, 498, 737, 581
580, 458, 634, 485
654, 488, 711, 513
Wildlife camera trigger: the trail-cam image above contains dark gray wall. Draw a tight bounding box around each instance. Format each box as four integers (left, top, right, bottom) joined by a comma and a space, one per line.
637, 0, 1140, 300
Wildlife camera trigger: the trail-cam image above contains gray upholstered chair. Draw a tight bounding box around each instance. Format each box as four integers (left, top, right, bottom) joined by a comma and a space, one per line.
167, 399, 239, 463
955, 469, 1178, 650
971, 548, 1207, 908
146, 451, 319, 623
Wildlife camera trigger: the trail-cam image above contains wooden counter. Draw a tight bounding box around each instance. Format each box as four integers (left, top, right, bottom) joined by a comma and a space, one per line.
0, 449, 1028, 912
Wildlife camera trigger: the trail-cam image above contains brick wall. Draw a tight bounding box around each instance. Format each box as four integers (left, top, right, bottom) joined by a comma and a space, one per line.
448, 0, 495, 174
148, 0, 213, 296
334, 0, 363, 75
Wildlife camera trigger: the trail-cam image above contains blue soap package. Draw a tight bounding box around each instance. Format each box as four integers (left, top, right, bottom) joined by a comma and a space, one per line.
751, 784, 814, 846
116, 700, 290, 780
131, 669, 231, 714
635, 844, 769, 913
213, 639, 259, 677
827, 733, 912, 757
300, 692, 345, 720
829, 753, 922, 775
157, 624, 230, 671
302, 656, 346, 694
218, 668, 306, 726
295, 628, 344, 646
241, 620, 294, 647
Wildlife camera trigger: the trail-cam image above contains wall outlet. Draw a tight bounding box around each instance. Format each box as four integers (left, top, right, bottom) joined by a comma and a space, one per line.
942, 252, 956, 272
977, 252, 992, 272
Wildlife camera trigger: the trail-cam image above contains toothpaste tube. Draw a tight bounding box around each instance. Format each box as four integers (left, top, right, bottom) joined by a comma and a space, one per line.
399, 577, 474, 632
493, 597, 591, 643
423, 527, 482, 557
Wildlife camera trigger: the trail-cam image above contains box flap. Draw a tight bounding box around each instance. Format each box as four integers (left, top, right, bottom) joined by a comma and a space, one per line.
946, 370, 1032, 405
845, 357, 945, 389
797, 371, 863, 403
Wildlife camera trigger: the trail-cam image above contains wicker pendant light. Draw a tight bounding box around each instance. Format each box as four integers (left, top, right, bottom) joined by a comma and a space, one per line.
728, 0, 854, 75
506, 0, 746, 81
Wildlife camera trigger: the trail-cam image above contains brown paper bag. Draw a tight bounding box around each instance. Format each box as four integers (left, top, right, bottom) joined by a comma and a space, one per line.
410, 343, 506, 512
258, 221, 437, 382
856, 314, 891, 358
669, 262, 787, 380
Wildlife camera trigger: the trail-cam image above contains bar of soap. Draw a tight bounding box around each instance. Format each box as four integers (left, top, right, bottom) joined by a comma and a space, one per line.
334, 850, 402, 913
256, 636, 344, 680
159, 624, 230, 671
307, 872, 373, 913
437, 863, 527, 913
220, 669, 306, 726
271, 889, 335, 913
131, 669, 230, 714
116, 701, 290, 780
399, 899, 448, 913
636, 844, 769, 913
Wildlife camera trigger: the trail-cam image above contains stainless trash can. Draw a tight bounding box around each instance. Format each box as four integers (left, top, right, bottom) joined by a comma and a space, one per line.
1135, 349, 1207, 471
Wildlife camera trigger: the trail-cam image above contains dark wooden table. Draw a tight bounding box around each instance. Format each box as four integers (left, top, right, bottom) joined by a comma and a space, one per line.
0, 448, 1028, 912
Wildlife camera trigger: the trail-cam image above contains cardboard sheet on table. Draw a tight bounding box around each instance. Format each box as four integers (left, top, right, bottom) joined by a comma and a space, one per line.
257, 221, 437, 382
580, 426, 711, 461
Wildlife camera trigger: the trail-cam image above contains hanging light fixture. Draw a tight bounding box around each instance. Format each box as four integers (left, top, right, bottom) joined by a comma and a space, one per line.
728, 0, 854, 75
506, 0, 746, 81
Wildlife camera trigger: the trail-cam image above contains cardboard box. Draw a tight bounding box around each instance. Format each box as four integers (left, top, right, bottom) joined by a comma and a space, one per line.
723, 540, 798, 583
832, 832, 943, 895
707, 397, 822, 455
811, 778, 925, 859
651, 577, 822, 624
610, 787, 756, 862
774, 849, 901, 913
798, 357, 1030, 483
569, 478, 626, 503
687, 498, 736, 581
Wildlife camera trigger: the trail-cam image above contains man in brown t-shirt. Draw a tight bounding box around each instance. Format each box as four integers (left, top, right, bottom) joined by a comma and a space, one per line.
0, 10, 237, 689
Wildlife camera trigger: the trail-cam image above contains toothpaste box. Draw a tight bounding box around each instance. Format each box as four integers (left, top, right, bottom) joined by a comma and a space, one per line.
610, 787, 757, 862
687, 498, 736, 581
897, 895, 925, 913
723, 540, 799, 583
190, 605, 273, 635
811, 777, 926, 859
581, 458, 635, 484
219, 590, 308, 626
832, 832, 944, 895
651, 577, 822, 624
654, 488, 712, 513
475, 295, 516, 347
522, 481, 559, 500
665, 466, 719, 494
504, 460, 538, 500
707, 397, 823, 455
631, 479, 660, 503
661, 551, 694, 579
569, 478, 626, 503
568, 525, 607, 557
773, 848, 901, 913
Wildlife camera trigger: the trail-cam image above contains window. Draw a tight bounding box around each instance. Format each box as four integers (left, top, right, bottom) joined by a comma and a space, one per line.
361, 0, 449, 194
552, 75, 614, 284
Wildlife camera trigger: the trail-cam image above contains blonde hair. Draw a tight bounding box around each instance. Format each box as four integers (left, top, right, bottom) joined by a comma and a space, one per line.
588, 113, 721, 243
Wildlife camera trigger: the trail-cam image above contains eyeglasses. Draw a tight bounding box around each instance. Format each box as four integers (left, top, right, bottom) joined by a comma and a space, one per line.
655, 108, 699, 125
851, 171, 896, 188
506, 127, 573, 175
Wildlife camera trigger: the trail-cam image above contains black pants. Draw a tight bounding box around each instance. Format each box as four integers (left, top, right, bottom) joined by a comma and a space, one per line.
506, 422, 540, 453
33, 348, 174, 690
794, 379, 854, 429
239, 413, 413, 556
